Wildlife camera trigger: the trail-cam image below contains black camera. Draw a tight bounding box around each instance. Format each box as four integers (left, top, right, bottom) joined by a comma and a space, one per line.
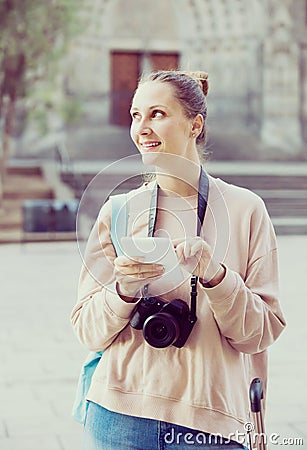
129, 282, 198, 349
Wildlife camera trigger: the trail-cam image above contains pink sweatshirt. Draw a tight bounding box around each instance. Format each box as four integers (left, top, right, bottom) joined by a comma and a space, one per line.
71, 175, 286, 440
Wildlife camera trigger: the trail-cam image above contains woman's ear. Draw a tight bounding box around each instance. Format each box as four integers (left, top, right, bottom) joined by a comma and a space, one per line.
191, 114, 204, 138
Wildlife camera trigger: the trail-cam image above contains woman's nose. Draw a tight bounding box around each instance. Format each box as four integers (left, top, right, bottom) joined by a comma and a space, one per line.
135, 118, 151, 136
139, 126, 151, 136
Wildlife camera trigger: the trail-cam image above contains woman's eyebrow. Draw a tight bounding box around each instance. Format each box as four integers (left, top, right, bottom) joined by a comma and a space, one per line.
149, 104, 168, 110
130, 104, 169, 112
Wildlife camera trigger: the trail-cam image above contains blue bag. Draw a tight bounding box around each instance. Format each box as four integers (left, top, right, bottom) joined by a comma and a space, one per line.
71, 350, 103, 423
72, 194, 127, 423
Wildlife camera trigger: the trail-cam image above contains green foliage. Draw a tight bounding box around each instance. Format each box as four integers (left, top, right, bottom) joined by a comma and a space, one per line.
61, 96, 83, 126
27, 82, 84, 136
0, 0, 87, 201
0, 0, 84, 111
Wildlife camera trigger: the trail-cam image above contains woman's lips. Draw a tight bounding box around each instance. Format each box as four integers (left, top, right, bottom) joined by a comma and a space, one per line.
140, 141, 161, 150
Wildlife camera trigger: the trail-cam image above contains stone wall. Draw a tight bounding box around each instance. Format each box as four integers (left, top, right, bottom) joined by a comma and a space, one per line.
61, 0, 307, 159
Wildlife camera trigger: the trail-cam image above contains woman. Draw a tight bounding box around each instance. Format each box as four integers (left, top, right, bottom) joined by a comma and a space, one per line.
71, 70, 286, 449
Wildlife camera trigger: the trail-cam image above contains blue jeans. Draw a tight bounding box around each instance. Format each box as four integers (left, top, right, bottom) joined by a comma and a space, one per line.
83, 401, 247, 450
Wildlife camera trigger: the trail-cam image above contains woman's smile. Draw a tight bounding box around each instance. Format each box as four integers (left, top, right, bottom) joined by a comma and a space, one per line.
140, 140, 162, 151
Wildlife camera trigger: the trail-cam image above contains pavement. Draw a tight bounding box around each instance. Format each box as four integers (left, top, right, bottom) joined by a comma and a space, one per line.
0, 236, 306, 450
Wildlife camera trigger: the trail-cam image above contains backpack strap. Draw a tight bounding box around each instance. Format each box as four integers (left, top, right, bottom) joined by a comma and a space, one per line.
110, 193, 128, 257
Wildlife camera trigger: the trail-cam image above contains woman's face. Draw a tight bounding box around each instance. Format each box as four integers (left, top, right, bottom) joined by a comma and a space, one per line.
130, 81, 197, 166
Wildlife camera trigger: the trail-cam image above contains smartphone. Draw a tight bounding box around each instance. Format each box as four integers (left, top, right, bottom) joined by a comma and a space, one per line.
120, 237, 184, 288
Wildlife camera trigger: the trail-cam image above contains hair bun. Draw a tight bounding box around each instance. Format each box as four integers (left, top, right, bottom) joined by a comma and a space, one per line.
189, 71, 209, 96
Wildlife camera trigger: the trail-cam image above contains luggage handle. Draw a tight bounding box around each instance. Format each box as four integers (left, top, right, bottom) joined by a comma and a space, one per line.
249, 378, 266, 450
250, 378, 263, 413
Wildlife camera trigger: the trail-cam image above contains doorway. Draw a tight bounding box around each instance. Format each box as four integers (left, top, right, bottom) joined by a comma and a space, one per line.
110, 51, 179, 126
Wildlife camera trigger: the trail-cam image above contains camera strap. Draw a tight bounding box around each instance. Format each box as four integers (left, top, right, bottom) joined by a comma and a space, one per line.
196, 167, 210, 235
143, 167, 209, 299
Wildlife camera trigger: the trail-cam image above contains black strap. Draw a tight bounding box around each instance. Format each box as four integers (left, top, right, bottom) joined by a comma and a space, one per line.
148, 182, 159, 238
197, 167, 209, 236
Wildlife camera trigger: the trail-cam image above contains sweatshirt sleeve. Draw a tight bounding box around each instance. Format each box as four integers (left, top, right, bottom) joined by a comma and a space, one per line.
204, 195, 286, 354
70, 200, 137, 352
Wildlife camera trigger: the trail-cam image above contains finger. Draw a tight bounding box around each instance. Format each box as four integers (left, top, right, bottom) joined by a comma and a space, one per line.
134, 270, 165, 280
116, 263, 164, 276
190, 240, 203, 257
175, 243, 185, 263
182, 240, 192, 258
115, 264, 165, 279
114, 260, 145, 273
116, 271, 165, 297
132, 271, 164, 282
128, 267, 164, 279
115, 256, 162, 270
137, 263, 165, 272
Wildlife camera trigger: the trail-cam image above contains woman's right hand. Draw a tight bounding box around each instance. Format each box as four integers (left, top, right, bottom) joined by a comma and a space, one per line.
114, 255, 165, 302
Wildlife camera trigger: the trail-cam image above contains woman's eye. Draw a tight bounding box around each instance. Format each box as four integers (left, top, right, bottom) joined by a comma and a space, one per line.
131, 112, 141, 119
152, 110, 164, 118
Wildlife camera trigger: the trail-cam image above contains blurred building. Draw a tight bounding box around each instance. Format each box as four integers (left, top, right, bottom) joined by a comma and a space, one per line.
63, 0, 307, 160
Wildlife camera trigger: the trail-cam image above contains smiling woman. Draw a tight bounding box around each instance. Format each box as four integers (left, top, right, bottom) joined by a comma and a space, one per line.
129, 71, 208, 196
130, 84, 195, 162
71, 69, 286, 450
130, 71, 208, 162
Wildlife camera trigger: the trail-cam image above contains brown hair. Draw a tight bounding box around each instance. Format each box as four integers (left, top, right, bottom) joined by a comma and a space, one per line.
138, 70, 209, 151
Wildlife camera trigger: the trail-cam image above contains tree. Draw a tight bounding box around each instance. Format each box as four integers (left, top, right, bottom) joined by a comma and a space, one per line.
0, 0, 83, 206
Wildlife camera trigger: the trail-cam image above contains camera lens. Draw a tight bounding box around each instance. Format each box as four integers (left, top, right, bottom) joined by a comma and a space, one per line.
143, 312, 180, 348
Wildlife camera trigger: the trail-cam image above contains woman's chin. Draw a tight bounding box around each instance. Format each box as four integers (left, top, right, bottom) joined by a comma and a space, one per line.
141, 151, 184, 170
141, 151, 161, 166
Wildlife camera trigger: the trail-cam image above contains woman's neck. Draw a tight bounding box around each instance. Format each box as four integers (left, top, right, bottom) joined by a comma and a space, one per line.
156, 163, 201, 197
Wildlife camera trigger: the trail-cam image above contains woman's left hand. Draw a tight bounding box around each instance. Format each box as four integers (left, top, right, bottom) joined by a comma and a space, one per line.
173, 237, 226, 286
